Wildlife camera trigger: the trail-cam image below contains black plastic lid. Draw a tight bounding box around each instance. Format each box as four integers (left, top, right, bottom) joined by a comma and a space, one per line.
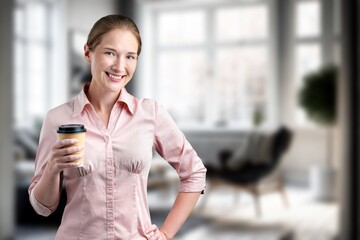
57, 124, 86, 133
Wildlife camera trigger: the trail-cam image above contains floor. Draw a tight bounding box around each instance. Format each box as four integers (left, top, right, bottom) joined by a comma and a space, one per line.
15, 185, 339, 240
178, 185, 339, 240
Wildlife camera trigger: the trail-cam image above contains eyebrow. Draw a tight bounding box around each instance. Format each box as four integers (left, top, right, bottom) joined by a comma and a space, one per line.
103, 47, 137, 55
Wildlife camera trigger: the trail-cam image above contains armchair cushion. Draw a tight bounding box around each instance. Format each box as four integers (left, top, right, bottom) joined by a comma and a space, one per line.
246, 132, 262, 164
225, 140, 250, 170
225, 131, 275, 171
249, 132, 274, 166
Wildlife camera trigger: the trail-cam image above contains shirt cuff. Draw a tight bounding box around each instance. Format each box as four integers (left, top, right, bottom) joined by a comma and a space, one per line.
29, 190, 58, 217
178, 172, 207, 193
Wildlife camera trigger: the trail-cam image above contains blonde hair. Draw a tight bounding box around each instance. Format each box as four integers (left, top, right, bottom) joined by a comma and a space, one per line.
86, 14, 142, 55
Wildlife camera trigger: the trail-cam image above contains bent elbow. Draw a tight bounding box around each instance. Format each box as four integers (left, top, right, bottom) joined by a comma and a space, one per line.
29, 190, 57, 217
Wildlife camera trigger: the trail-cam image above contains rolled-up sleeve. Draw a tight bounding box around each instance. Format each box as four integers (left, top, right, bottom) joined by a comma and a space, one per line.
153, 102, 206, 193
28, 111, 61, 216
29, 189, 58, 216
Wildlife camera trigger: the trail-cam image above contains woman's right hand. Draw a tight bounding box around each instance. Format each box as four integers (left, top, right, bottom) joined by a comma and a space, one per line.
47, 139, 84, 175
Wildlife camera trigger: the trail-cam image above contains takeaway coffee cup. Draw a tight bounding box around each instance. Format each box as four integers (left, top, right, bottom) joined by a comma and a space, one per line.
57, 124, 86, 166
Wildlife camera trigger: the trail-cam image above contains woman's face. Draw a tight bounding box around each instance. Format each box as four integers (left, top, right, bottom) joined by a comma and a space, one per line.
84, 28, 139, 94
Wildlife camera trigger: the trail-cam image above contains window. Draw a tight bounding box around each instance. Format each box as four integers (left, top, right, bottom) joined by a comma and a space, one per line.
141, 0, 274, 130
141, 0, 338, 130
14, 0, 54, 129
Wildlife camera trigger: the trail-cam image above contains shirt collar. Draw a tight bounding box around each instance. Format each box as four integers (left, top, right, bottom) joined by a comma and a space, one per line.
117, 87, 135, 115
73, 83, 135, 117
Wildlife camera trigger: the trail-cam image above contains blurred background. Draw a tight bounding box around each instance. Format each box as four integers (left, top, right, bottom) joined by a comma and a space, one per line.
0, 0, 357, 239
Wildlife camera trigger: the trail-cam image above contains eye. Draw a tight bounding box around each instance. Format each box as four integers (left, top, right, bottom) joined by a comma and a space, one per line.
105, 51, 115, 56
127, 55, 137, 60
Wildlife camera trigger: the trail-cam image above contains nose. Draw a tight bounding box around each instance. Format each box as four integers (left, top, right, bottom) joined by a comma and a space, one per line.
112, 56, 126, 72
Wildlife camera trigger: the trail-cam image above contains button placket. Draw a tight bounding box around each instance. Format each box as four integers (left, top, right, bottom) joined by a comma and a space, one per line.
108, 105, 121, 134
105, 137, 115, 239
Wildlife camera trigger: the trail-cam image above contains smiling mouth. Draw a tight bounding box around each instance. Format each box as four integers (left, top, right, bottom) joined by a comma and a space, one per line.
106, 72, 125, 81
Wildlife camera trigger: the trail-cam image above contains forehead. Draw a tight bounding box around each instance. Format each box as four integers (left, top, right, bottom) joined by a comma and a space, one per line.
97, 28, 138, 52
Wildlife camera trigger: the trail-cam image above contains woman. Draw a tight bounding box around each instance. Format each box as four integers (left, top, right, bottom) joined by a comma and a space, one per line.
29, 14, 206, 240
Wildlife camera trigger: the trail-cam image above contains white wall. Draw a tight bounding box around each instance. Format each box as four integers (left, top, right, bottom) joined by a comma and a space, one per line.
281, 129, 331, 185
66, 0, 118, 33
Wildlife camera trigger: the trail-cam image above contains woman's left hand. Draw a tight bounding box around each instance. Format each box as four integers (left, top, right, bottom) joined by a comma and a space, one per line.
145, 224, 168, 240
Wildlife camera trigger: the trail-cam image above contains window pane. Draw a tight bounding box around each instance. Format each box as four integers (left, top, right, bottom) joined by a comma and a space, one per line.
158, 10, 206, 46
295, 43, 322, 86
157, 50, 207, 123
296, 1, 321, 38
25, 3, 47, 41
216, 5, 268, 42
27, 44, 46, 117
295, 44, 322, 125
214, 46, 269, 125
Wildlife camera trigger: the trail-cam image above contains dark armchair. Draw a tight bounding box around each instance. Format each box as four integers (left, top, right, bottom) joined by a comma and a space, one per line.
203, 126, 293, 216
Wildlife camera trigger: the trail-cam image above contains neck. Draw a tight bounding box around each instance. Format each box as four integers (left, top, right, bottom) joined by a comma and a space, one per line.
86, 82, 120, 114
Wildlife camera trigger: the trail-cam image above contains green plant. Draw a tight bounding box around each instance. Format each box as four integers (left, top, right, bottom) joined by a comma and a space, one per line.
298, 64, 337, 125
298, 64, 338, 166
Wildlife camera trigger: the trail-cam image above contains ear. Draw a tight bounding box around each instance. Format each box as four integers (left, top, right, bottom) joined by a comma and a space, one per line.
84, 44, 91, 63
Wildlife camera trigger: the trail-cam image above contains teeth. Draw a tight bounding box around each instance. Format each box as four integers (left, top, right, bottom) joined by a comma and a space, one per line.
109, 73, 123, 80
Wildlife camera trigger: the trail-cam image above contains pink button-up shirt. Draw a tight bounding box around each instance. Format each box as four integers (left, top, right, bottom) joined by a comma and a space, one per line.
29, 85, 207, 239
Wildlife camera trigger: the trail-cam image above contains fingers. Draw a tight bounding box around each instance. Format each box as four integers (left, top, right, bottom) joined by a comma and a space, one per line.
53, 139, 79, 149
54, 153, 84, 164
145, 224, 163, 240
146, 224, 158, 233
47, 139, 85, 174
52, 139, 84, 157
51, 139, 84, 166
56, 145, 84, 157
